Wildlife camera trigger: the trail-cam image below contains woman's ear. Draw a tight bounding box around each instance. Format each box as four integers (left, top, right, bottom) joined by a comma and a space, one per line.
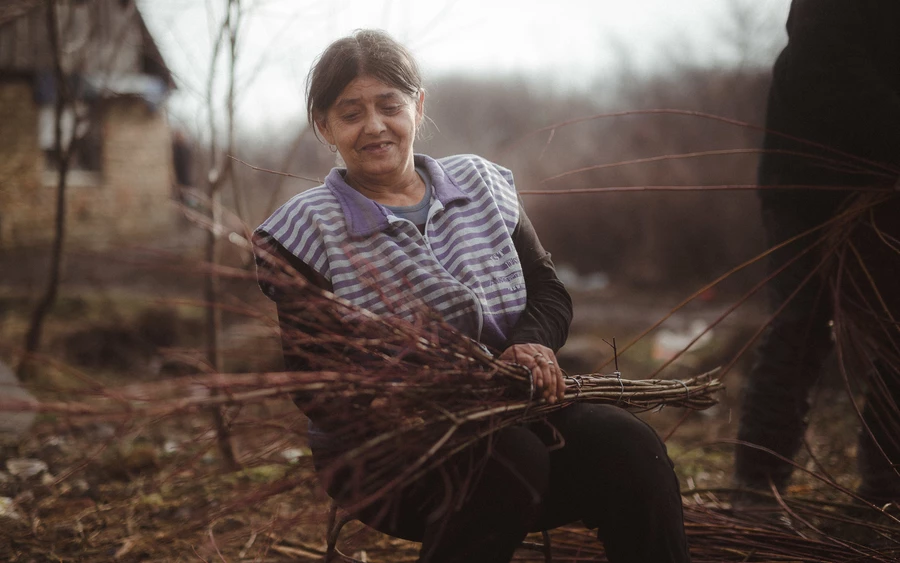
316, 116, 334, 145
415, 88, 426, 125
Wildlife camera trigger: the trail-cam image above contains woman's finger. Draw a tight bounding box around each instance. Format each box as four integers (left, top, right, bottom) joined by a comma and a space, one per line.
534, 363, 547, 401
540, 356, 558, 404
549, 362, 560, 403
542, 354, 564, 403
556, 367, 566, 401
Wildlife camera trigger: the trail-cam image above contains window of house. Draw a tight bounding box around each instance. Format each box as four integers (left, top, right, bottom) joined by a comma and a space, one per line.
38, 100, 102, 177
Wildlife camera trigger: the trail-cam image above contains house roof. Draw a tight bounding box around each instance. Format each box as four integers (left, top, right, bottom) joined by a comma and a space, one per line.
137, 10, 176, 90
0, 0, 176, 90
0, 0, 42, 27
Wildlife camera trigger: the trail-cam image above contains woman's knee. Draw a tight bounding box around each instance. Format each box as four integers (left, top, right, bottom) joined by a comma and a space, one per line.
556, 403, 662, 442
546, 404, 673, 470
482, 425, 551, 496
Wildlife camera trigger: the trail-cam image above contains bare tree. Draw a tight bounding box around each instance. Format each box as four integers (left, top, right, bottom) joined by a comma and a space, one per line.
19, 0, 76, 380
17, 0, 156, 378
199, 0, 244, 470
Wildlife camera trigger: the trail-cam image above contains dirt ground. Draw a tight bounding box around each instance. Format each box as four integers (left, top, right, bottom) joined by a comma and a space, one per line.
1, 277, 897, 562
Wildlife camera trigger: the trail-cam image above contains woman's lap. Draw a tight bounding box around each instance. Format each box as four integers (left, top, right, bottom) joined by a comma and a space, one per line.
314, 404, 677, 538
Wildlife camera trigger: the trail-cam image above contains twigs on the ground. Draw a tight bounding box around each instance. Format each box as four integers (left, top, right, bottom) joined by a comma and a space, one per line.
9, 198, 900, 561
532, 492, 900, 563
2, 250, 727, 560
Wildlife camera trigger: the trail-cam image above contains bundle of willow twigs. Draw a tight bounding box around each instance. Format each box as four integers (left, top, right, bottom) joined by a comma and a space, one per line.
4, 368, 721, 421
211, 251, 722, 514
0, 246, 726, 520
5, 326, 722, 516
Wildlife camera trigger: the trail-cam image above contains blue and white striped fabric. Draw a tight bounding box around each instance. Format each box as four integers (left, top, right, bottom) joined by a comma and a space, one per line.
257, 154, 527, 350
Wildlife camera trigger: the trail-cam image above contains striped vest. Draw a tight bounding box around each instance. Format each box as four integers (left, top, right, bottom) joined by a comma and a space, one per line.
257, 154, 527, 350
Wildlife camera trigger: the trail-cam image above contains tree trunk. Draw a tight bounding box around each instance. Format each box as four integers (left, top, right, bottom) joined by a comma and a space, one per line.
204, 187, 239, 470
201, 0, 241, 471
19, 0, 69, 381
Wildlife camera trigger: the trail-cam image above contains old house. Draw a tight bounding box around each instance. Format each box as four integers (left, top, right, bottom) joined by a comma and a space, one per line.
0, 0, 182, 251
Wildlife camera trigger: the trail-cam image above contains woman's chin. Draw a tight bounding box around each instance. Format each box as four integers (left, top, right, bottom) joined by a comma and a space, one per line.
352, 154, 410, 178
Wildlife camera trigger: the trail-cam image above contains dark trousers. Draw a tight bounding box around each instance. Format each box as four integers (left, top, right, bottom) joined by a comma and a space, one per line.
316, 404, 691, 563
736, 196, 900, 500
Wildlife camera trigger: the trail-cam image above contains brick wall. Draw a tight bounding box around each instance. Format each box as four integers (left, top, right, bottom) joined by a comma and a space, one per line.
67, 96, 177, 248
0, 81, 179, 251
0, 78, 44, 248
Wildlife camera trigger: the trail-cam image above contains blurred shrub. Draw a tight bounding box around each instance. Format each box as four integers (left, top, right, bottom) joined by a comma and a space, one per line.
62, 324, 152, 372
60, 306, 201, 374
136, 307, 181, 349
411, 68, 772, 293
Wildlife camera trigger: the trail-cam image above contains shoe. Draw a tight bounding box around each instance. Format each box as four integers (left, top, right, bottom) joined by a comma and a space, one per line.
729, 480, 796, 529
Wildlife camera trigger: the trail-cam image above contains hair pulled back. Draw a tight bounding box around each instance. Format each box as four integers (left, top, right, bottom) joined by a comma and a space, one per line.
306, 29, 422, 136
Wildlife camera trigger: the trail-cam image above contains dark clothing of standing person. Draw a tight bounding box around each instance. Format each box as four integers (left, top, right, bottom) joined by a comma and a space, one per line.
735, 0, 900, 503
255, 29, 691, 563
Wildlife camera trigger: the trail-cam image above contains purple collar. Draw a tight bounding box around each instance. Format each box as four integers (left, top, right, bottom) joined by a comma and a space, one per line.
324, 154, 471, 238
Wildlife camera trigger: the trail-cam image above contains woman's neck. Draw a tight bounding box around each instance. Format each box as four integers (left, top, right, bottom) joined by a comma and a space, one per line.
346, 166, 425, 207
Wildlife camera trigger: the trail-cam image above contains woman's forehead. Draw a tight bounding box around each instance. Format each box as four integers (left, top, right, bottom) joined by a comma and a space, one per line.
334, 76, 407, 105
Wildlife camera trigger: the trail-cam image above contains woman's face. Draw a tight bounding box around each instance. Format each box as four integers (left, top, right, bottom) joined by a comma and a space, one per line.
317, 75, 423, 186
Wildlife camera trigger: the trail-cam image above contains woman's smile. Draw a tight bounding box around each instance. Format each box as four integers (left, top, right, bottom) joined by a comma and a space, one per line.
360, 140, 394, 153
317, 75, 424, 192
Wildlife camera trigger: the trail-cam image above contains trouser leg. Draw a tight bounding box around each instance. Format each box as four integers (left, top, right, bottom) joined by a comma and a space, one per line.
735, 318, 832, 489
858, 361, 900, 502
532, 404, 691, 563
735, 206, 835, 490
416, 426, 549, 563
843, 198, 900, 502
316, 425, 550, 563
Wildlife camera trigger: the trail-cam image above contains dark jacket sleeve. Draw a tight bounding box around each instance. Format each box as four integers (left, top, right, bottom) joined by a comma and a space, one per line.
253, 231, 337, 420
503, 201, 573, 353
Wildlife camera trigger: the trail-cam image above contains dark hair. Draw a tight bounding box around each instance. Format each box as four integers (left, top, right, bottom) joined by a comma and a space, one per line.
306, 29, 422, 134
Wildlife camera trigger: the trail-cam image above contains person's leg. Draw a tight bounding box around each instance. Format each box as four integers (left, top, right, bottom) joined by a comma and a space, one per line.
735, 205, 835, 491
857, 359, 900, 504
316, 424, 550, 563
417, 426, 550, 563
841, 198, 900, 503
531, 404, 690, 563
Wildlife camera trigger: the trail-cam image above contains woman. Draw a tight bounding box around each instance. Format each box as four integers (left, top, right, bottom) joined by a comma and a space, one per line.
254, 29, 690, 563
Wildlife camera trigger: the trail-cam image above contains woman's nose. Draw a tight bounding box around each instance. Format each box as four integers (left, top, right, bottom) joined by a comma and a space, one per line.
362, 111, 386, 134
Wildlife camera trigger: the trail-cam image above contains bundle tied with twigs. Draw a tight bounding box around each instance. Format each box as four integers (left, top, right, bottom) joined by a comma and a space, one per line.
0, 243, 721, 539
250, 243, 723, 513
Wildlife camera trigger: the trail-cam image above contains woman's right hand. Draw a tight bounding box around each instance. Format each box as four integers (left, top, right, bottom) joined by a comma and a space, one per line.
499, 343, 566, 404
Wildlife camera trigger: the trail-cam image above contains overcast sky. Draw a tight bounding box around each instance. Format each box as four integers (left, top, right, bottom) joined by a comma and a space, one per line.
138, 0, 790, 135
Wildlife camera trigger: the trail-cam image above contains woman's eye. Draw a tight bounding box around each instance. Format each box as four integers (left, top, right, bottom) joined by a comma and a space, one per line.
382, 105, 401, 114
341, 113, 360, 122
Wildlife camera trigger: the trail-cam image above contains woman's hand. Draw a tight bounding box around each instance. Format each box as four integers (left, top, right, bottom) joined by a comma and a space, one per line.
499, 343, 566, 404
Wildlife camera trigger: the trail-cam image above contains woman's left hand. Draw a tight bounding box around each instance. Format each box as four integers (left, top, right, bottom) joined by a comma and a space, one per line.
499, 343, 566, 404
